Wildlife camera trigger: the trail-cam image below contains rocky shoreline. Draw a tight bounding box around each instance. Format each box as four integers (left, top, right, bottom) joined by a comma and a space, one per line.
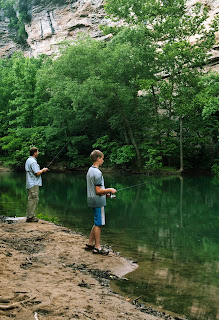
0, 218, 187, 320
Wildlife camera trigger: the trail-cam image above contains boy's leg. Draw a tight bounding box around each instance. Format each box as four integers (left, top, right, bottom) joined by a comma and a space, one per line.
88, 225, 95, 246
93, 226, 101, 250
90, 207, 105, 249
89, 208, 108, 255
88, 225, 101, 249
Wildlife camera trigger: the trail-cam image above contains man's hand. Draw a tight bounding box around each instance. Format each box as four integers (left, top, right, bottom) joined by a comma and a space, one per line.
36, 167, 49, 176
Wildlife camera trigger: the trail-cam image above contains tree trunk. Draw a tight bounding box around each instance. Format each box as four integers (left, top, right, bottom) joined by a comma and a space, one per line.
179, 115, 184, 173
151, 85, 161, 145
123, 113, 142, 168
114, 93, 142, 168
123, 128, 130, 144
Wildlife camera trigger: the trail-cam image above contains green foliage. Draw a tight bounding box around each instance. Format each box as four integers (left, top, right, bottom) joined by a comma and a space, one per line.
144, 149, 162, 171
93, 136, 118, 159
110, 145, 136, 165
198, 73, 219, 118
37, 213, 60, 224
105, 0, 218, 172
0, 53, 48, 168
1, 0, 30, 45
18, 0, 32, 23
211, 164, 219, 177
0, 0, 218, 172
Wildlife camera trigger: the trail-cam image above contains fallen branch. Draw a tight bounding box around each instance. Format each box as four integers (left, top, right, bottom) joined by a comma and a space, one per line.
0, 299, 10, 303
132, 296, 142, 304
0, 296, 36, 310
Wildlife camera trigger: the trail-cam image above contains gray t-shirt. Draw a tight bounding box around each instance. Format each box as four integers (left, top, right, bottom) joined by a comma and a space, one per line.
25, 156, 42, 189
86, 166, 106, 208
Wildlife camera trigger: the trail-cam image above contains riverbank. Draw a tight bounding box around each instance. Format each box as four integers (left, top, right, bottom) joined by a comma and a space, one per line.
0, 219, 187, 320
0, 163, 181, 176
0, 159, 214, 176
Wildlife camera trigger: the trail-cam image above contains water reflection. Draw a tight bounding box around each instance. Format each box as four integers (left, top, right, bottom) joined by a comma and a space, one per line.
0, 172, 218, 320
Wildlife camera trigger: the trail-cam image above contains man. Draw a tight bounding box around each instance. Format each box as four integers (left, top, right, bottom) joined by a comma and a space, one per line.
25, 147, 48, 222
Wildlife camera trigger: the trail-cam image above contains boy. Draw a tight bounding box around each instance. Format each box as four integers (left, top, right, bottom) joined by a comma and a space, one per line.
86, 150, 117, 255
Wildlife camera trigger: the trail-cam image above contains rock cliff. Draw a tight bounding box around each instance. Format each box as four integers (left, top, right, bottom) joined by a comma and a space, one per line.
0, 0, 218, 70
0, 0, 117, 57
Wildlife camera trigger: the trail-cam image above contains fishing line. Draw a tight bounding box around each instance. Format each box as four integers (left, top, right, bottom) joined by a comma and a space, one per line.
47, 140, 70, 168
110, 182, 148, 198
116, 182, 147, 192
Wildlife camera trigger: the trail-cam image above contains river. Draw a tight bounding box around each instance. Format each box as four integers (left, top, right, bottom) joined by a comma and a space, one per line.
0, 171, 218, 320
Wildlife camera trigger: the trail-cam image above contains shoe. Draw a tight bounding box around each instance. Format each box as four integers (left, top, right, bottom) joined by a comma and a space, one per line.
92, 247, 109, 255
26, 217, 38, 223
84, 244, 95, 251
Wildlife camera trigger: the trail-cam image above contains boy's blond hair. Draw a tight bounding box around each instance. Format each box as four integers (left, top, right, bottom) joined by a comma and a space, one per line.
90, 150, 103, 162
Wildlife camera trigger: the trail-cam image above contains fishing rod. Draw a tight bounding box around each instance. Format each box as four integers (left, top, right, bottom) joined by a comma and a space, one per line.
47, 140, 70, 168
110, 182, 148, 198
117, 182, 148, 192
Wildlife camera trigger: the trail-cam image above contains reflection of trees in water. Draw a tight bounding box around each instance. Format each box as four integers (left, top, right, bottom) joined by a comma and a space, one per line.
0, 173, 26, 216
119, 255, 218, 320
151, 186, 163, 261
117, 176, 218, 320
179, 176, 183, 228
116, 176, 218, 320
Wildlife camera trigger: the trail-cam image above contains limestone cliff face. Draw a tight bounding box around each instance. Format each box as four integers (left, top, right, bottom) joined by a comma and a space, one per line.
0, 0, 116, 58
25, 0, 116, 57
0, 0, 218, 70
0, 10, 23, 56
187, 0, 219, 71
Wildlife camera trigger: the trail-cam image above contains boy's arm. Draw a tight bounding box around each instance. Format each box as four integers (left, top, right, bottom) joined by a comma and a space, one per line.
95, 186, 117, 195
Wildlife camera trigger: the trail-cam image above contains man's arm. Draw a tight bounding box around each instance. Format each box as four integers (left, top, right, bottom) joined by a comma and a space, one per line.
35, 168, 48, 176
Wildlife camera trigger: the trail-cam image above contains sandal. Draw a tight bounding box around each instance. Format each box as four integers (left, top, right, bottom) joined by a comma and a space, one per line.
92, 247, 109, 255
84, 244, 95, 251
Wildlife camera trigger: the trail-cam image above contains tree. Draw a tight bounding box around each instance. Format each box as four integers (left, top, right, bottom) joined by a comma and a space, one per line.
37, 35, 155, 168
191, 73, 219, 169
0, 53, 47, 167
105, 0, 219, 171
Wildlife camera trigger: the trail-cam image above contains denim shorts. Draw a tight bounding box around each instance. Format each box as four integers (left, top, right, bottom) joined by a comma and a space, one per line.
93, 207, 105, 226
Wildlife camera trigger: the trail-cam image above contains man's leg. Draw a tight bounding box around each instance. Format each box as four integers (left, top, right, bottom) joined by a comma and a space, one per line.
26, 185, 39, 219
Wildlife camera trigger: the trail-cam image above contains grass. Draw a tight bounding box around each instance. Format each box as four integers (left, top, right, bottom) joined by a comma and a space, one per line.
37, 213, 60, 224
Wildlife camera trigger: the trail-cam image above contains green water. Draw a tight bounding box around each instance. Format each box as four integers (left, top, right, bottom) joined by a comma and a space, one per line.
0, 172, 218, 320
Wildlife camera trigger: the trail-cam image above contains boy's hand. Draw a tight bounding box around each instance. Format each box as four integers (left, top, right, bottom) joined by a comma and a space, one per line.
95, 186, 117, 196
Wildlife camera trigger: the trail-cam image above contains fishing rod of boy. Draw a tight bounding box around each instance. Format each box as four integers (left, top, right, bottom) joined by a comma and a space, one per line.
109, 182, 147, 198
116, 182, 148, 192
47, 140, 70, 168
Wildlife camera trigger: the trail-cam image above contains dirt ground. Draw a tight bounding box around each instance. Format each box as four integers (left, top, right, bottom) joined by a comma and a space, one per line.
0, 219, 183, 320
